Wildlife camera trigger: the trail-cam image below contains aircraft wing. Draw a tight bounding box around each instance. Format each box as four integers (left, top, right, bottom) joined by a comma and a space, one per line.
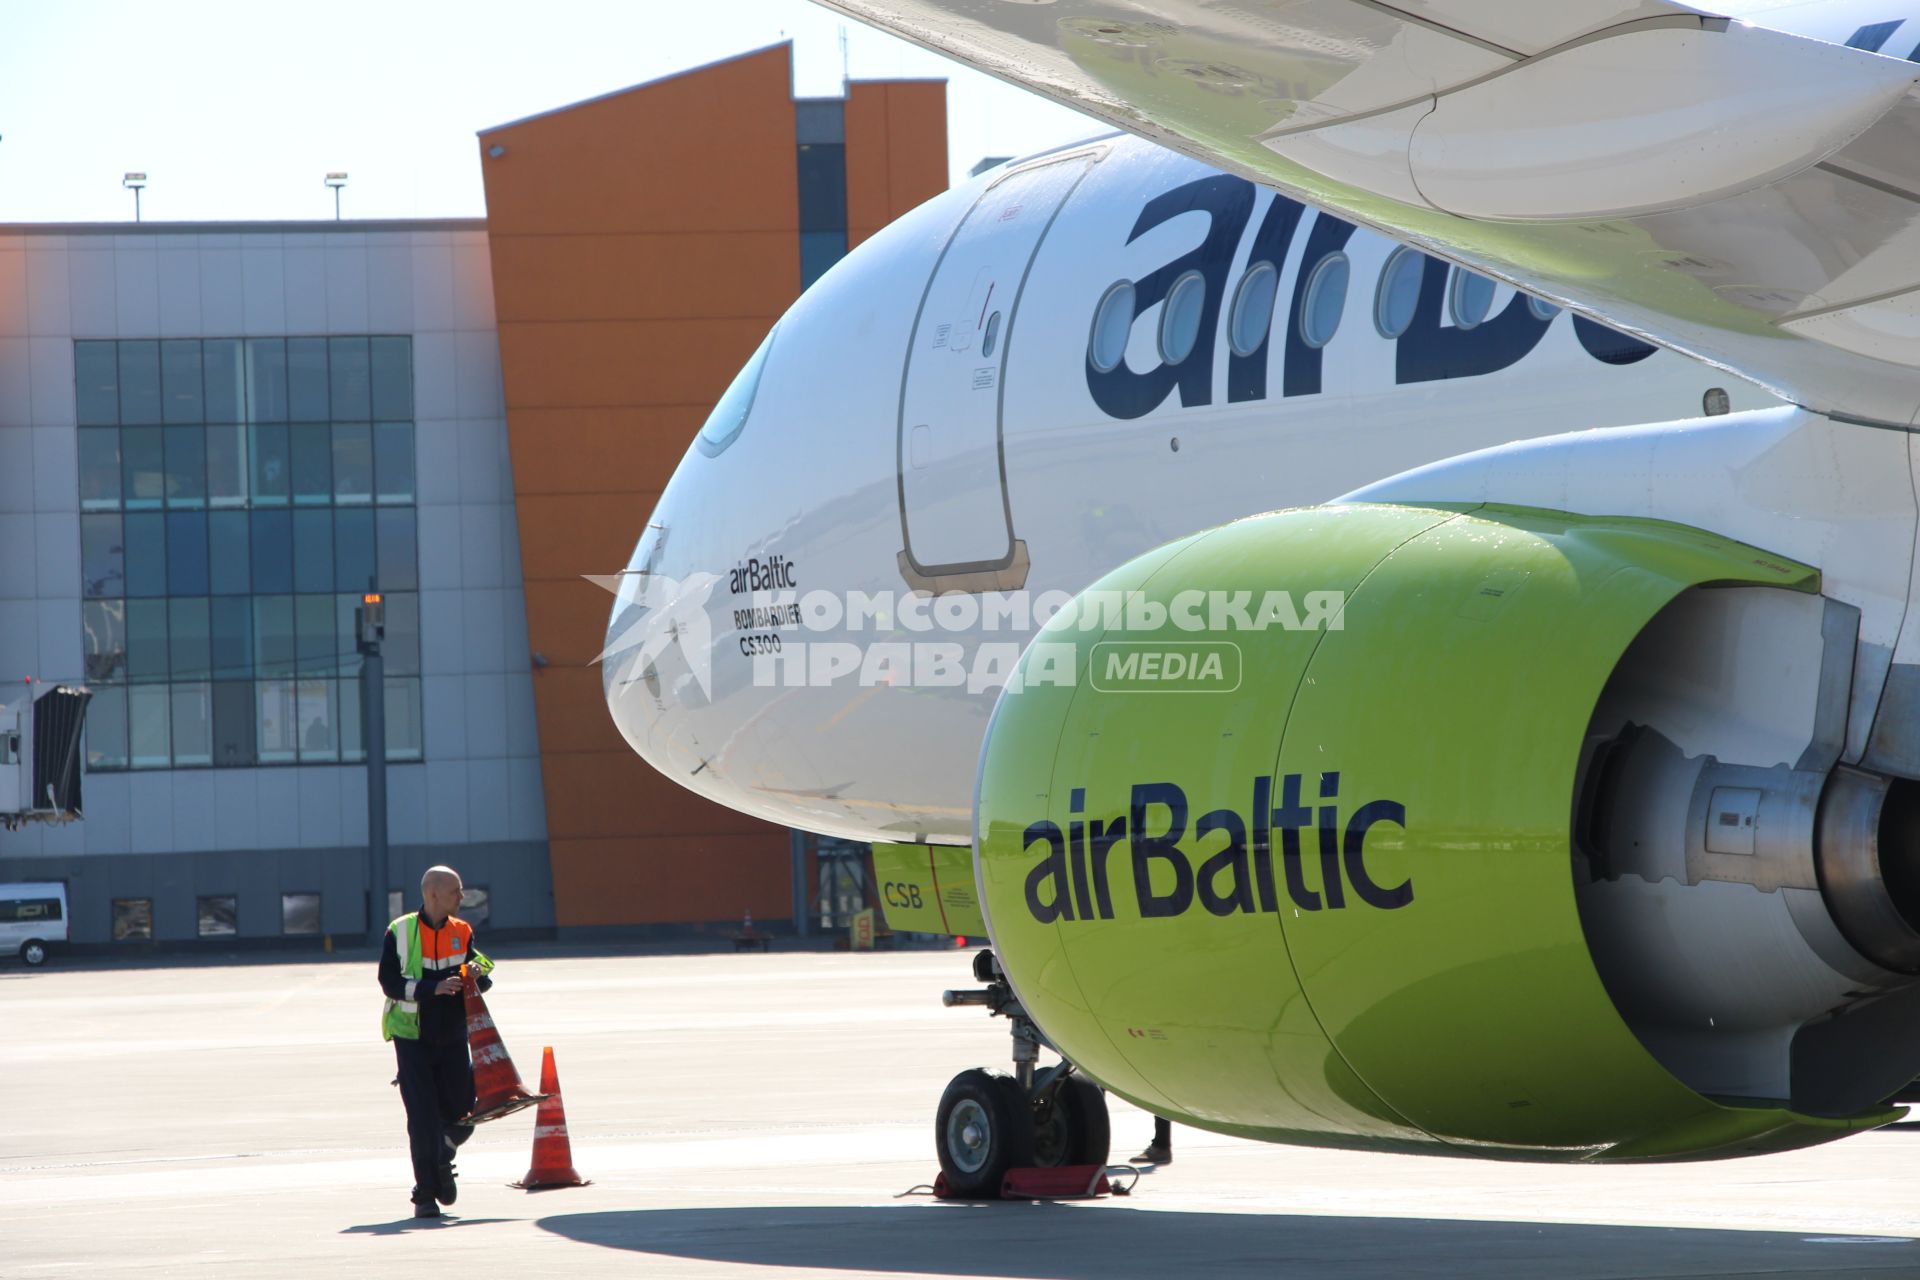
815, 0, 1920, 425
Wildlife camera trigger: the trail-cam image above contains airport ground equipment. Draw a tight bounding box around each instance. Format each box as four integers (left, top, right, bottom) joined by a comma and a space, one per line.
511, 1046, 590, 1190
460, 966, 549, 1125
0, 680, 89, 831
0, 881, 68, 967
931, 1162, 1122, 1201
732, 908, 771, 952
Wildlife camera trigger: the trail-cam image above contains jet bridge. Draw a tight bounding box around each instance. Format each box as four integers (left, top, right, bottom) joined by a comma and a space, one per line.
1, 681, 91, 830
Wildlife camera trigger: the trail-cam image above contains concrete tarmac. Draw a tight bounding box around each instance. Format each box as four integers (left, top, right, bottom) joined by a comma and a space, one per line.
5, 946, 1920, 1279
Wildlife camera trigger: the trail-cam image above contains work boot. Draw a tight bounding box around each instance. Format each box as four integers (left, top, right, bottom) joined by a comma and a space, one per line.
412, 1199, 442, 1219
1129, 1143, 1172, 1165
435, 1160, 458, 1205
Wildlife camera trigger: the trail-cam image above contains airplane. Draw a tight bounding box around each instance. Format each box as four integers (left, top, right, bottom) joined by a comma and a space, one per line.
605, 0, 1920, 1196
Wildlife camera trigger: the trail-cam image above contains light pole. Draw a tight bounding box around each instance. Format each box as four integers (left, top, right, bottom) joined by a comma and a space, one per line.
325, 172, 347, 221
357, 588, 388, 946
122, 172, 146, 222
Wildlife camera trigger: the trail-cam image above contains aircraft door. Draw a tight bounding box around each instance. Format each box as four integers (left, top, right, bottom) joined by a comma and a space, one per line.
898, 153, 1095, 591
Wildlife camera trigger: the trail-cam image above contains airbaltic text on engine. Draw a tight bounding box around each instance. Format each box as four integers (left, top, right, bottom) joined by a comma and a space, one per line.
1022, 774, 1411, 924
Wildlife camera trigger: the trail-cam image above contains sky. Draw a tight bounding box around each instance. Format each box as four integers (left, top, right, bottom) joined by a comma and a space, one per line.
0, 1, 1100, 225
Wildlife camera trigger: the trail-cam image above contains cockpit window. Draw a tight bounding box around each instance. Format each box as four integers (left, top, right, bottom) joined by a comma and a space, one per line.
696, 327, 776, 457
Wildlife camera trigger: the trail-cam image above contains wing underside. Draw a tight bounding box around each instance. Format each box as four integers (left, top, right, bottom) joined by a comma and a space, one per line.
819, 0, 1920, 425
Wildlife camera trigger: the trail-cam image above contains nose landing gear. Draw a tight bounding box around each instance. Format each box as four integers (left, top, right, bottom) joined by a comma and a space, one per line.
935, 949, 1111, 1197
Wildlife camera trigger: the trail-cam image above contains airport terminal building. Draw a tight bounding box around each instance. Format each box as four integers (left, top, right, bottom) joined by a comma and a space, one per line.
0, 47, 947, 946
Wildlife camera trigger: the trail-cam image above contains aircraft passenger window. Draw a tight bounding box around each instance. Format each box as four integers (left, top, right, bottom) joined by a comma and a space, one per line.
1228, 260, 1279, 357
1088, 281, 1136, 373
1527, 295, 1561, 322
982, 310, 1002, 359
696, 327, 777, 458
1159, 270, 1206, 366
1374, 246, 1423, 339
1299, 253, 1350, 350
1450, 269, 1496, 330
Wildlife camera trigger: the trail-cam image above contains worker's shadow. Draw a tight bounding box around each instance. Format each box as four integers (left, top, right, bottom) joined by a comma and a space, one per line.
342, 1215, 515, 1235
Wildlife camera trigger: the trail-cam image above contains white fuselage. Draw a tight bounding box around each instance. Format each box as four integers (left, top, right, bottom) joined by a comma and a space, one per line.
605, 132, 1780, 844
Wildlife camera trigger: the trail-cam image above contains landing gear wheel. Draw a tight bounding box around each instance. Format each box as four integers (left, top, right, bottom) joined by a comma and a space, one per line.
935, 1069, 1035, 1198
1032, 1075, 1110, 1168
20, 939, 45, 967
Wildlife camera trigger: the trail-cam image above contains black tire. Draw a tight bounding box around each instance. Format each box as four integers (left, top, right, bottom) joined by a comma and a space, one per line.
20, 940, 46, 968
1032, 1074, 1110, 1168
935, 1069, 1034, 1198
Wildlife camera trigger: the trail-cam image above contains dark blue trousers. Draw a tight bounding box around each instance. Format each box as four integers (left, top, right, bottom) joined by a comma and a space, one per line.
394, 1035, 475, 1202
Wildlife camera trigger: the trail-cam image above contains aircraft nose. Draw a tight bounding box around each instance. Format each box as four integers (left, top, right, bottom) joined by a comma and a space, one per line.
601, 324, 781, 802
599, 515, 722, 777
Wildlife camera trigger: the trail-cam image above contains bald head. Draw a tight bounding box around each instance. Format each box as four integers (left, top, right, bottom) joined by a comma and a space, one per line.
421, 865, 463, 922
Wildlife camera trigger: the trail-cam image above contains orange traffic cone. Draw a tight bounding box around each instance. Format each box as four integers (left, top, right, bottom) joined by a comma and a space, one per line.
511, 1046, 590, 1190
460, 964, 550, 1124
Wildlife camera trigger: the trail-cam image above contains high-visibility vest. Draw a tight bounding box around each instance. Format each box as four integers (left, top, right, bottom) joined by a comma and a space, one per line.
381, 912, 493, 1041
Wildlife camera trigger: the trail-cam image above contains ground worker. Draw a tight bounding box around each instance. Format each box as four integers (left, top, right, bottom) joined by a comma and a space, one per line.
378, 864, 494, 1219
1131, 1115, 1172, 1166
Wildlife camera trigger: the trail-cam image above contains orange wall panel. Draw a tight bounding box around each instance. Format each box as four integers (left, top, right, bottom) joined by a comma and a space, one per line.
489, 233, 799, 323
883, 83, 950, 215
846, 81, 950, 247
496, 319, 777, 411
543, 751, 772, 841
484, 47, 948, 929
527, 667, 634, 757
515, 493, 660, 587
505, 407, 704, 496
549, 834, 794, 928
477, 46, 800, 238
522, 578, 635, 668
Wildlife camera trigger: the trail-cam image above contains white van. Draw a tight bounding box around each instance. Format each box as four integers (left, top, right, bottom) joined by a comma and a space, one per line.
0, 882, 68, 966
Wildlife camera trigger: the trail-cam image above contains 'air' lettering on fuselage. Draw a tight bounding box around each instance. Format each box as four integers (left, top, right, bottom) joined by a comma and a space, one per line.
1085, 176, 1656, 420
1021, 774, 1412, 924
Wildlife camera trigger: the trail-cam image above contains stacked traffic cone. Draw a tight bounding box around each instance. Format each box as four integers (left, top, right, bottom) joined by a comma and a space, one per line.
511, 1046, 590, 1190
460, 964, 550, 1124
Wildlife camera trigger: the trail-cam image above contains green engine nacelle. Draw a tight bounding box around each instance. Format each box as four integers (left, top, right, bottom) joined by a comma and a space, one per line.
975, 502, 1898, 1162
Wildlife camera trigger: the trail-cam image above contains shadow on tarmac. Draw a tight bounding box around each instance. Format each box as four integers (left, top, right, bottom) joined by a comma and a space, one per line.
533, 1205, 1918, 1278
342, 1216, 515, 1235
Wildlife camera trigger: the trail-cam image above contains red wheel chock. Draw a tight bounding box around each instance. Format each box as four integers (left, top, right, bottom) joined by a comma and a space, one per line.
932, 1165, 1114, 1200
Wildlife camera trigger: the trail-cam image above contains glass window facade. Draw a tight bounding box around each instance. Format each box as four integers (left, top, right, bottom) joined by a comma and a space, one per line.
197, 895, 238, 938
796, 101, 849, 290
112, 898, 153, 941
77, 337, 423, 771
282, 892, 322, 935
